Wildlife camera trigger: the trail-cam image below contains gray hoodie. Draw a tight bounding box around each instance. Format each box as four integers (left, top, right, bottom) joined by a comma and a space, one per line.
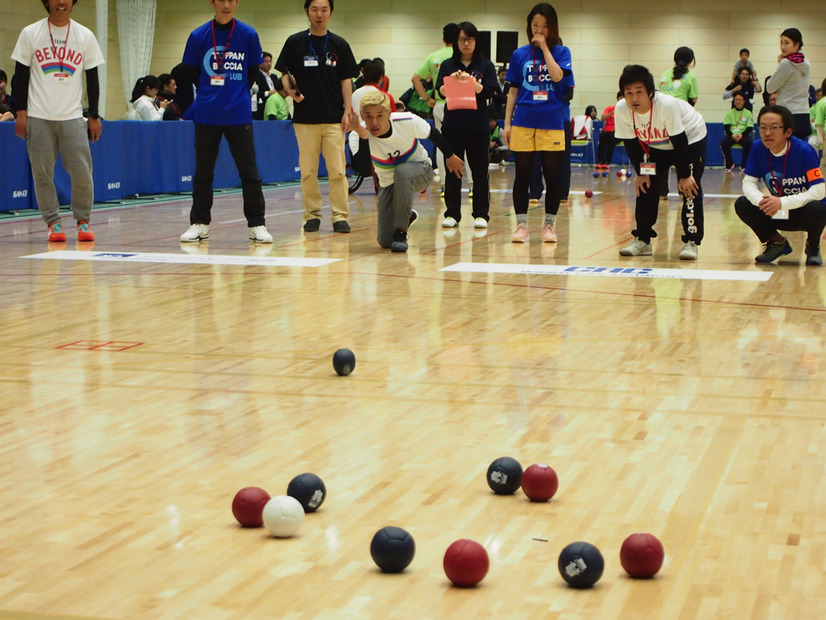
767, 57, 811, 114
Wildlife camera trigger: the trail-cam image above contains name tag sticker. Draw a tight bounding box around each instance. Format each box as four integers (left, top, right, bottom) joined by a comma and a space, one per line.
210, 75, 225, 86
640, 163, 656, 176
533, 90, 548, 101
304, 56, 319, 67
54, 73, 70, 83
772, 209, 789, 220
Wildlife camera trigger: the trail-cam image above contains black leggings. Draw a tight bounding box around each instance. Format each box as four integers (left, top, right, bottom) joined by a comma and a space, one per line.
513, 150, 563, 215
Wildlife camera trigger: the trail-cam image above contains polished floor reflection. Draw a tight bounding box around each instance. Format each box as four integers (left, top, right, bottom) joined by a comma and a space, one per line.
1, 166, 825, 619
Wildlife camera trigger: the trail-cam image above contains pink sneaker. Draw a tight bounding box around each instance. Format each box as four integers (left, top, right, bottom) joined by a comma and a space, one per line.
541, 224, 557, 243
511, 223, 529, 243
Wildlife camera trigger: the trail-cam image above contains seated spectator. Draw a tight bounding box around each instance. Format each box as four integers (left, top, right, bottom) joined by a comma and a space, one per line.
374, 58, 390, 92
399, 77, 433, 119
0, 103, 14, 122
0, 69, 17, 113
157, 73, 182, 120
254, 52, 278, 120
571, 105, 596, 140
723, 67, 761, 111
720, 93, 754, 171
734, 104, 826, 265
131, 75, 168, 121
731, 48, 757, 83
351, 59, 396, 113
353, 58, 371, 89
263, 76, 291, 120
489, 109, 510, 165
811, 80, 825, 160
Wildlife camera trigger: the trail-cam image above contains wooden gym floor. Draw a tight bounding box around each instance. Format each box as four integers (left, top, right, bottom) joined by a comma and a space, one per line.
1, 165, 825, 619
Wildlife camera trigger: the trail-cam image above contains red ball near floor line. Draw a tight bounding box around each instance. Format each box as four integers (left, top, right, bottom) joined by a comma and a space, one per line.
232, 486, 271, 527
443, 539, 490, 586
620, 533, 665, 578
585, 190, 593, 198
521, 463, 558, 501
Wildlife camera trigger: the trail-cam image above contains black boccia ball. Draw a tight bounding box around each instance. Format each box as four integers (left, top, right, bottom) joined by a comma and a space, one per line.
287, 473, 327, 513
486, 456, 524, 495
558, 541, 605, 588
370, 526, 416, 573
333, 348, 356, 376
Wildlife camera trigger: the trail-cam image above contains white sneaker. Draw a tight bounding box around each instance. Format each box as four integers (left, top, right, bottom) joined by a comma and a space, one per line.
249, 225, 273, 243
679, 241, 698, 260
180, 223, 209, 242
473, 217, 488, 229
441, 216, 458, 228
619, 237, 652, 256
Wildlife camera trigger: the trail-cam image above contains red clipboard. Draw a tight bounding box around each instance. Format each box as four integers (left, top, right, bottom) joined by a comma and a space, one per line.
444, 75, 478, 110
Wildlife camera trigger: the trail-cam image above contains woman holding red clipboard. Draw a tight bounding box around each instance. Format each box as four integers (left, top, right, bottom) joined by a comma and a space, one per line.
503, 3, 573, 243
435, 21, 498, 230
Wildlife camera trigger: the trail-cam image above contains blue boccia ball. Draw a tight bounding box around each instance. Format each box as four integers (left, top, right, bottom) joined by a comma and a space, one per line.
371, 526, 416, 573
558, 541, 605, 588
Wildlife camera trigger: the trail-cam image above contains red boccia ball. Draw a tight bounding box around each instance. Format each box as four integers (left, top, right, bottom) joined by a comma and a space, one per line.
521, 463, 559, 501
585, 189, 593, 198
232, 486, 271, 527
620, 533, 665, 578
443, 539, 490, 587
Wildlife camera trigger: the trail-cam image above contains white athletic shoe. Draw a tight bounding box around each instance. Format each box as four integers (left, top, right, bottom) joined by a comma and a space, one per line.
441, 216, 458, 228
619, 237, 652, 256
679, 241, 698, 260
180, 223, 209, 242
473, 217, 488, 229
249, 225, 274, 243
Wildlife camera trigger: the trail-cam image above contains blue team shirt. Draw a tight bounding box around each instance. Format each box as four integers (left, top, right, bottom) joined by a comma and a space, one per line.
505, 43, 573, 131
744, 136, 825, 203
182, 19, 263, 125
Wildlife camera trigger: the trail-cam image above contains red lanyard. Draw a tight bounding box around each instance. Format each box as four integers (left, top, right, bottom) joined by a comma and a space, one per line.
768, 140, 791, 197
47, 19, 70, 73
211, 19, 236, 74
632, 104, 654, 160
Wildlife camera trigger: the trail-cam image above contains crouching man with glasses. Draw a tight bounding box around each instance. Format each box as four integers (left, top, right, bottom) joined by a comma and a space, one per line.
734, 104, 826, 265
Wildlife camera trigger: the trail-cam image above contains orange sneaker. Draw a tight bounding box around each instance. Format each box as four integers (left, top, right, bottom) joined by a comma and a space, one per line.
541, 224, 558, 243
48, 222, 66, 242
77, 221, 95, 242
511, 223, 529, 243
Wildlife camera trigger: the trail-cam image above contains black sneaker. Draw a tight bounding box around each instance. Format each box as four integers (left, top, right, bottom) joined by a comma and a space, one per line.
333, 220, 351, 233
409, 209, 418, 227
303, 218, 321, 232
755, 238, 793, 264
390, 230, 408, 253
805, 243, 822, 266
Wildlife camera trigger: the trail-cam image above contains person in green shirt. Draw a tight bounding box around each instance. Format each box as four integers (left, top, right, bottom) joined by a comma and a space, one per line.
263, 76, 291, 120
813, 78, 826, 172
411, 23, 459, 182
720, 93, 754, 171
659, 47, 698, 106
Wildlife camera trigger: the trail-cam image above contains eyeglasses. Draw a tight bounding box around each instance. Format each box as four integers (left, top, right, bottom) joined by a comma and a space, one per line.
758, 125, 784, 133
458, 37, 476, 44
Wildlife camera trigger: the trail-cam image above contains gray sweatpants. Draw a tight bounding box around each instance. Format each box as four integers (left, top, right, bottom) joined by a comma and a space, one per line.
27, 117, 94, 225
376, 160, 433, 248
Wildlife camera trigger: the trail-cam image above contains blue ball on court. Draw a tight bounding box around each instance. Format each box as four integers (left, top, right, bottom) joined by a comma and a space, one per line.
371, 526, 416, 573
287, 473, 326, 512
626, 170, 633, 178
592, 172, 599, 179
558, 541, 605, 588
333, 348, 356, 376
486, 456, 523, 494
601, 171, 608, 177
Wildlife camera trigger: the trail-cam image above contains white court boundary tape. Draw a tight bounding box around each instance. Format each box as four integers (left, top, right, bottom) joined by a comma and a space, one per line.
440, 262, 772, 282
23, 250, 340, 268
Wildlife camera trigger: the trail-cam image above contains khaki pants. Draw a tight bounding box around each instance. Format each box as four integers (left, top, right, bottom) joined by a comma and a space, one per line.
294, 123, 349, 223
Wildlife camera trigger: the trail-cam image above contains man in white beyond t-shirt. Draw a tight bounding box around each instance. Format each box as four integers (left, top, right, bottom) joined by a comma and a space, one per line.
12, 0, 105, 243
614, 64, 708, 261
348, 90, 464, 252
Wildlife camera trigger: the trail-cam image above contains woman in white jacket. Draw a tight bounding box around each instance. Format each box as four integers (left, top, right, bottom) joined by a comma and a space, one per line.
130, 75, 169, 121
766, 28, 811, 139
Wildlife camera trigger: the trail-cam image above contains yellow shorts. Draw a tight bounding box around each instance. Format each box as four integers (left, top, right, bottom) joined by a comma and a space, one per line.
510, 126, 565, 152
